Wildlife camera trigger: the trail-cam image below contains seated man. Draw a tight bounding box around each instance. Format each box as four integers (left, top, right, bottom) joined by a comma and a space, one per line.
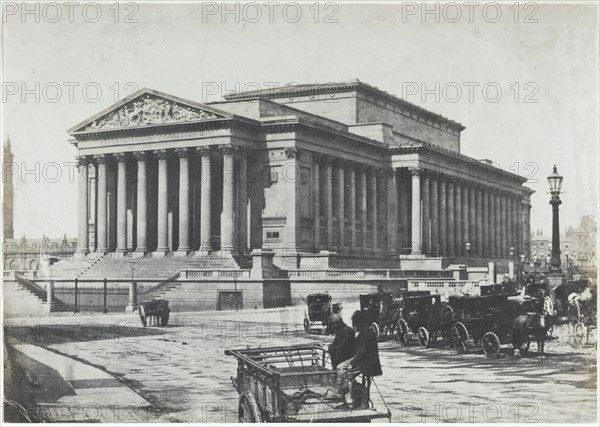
335, 311, 382, 408
328, 313, 356, 370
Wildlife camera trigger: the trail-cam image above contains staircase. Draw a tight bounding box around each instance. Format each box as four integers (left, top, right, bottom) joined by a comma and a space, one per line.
3, 275, 67, 317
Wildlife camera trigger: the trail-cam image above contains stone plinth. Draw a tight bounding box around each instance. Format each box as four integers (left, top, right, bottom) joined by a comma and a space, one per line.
299, 251, 337, 270
250, 249, 276, 279
399, 254, 443, 271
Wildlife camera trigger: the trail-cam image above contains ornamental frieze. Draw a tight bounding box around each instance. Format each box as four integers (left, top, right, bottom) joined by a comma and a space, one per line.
82, 94, 226, 131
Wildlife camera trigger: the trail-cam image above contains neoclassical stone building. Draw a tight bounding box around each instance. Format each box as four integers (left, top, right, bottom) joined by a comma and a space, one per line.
69, 80, 533, 269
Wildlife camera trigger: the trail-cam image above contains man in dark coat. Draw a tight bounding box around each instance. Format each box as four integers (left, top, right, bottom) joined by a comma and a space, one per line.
328, 314, 356, 369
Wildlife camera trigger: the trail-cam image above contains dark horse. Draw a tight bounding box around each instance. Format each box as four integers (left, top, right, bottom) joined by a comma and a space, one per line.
513, 313, 546, 357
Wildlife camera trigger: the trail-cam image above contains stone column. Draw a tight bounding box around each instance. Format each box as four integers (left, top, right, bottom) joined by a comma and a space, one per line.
76, 156, 89, 254
476, 187, 483, 258
495, 193, 501, 258
238, 153, 248, 252
454, 183, 462, 256
516, 197, 523, 256
325, 159, 334, 249
489, 192, 496, 258
175, 148, 191, 253
197, 147, 213, 252
409, 167, 422, 254
499, 195, 506, 257
337, 160, 345, 251
94, 154, 108, 254
133, 152, 148, 253
438, 179, 447, 256
360, 166, 368, 253
154, 150, 169, 254
399, 170, 409, 251
430, 175, 438, 256
349, 164, 357, 251
462, 184, 469, 254
370, 168, 378, 252
386, 169, 398, 254
482, 190, 489, 258
468, 186, 475, 250
220, 144, 237, 252
115, 153, 128, 253
447, 181, 455, 257
313, 154, 320, 251
509, 196, 515, 254
422, 172, 430, 254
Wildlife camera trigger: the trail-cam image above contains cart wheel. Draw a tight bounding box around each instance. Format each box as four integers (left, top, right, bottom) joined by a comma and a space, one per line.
513, 339, 530, 355
396, 319, 409, 346
574, 323, 585, 346
370, 322, 380, 340
417, 327, 430, 349
303, 318, 310, 333
161, 313, 170, 327
482, 332, 500, 358
239, 394, 263, 423
451, 322, 469, 354
139, 305, 147, 327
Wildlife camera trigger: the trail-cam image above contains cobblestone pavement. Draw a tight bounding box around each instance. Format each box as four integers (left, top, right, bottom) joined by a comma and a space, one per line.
4, 307, 597, 423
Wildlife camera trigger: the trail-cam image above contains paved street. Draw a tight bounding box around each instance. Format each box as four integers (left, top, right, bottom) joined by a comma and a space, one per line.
4, 307, 597, 423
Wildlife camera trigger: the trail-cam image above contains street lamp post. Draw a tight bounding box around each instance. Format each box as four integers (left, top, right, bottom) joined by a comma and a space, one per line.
509, 246, 515, 280
125, 256, 139, 313
547, 165, 563, 272
465, 241, 471, 269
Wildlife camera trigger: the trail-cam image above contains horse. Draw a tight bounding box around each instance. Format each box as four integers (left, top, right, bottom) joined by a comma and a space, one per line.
513, 313, 546, 357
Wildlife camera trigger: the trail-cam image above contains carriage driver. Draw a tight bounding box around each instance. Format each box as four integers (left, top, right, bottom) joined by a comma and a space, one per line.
330, 311, 382, 408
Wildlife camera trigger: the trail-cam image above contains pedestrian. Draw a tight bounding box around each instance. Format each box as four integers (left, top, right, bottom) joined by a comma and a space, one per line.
328, 313, 356, 370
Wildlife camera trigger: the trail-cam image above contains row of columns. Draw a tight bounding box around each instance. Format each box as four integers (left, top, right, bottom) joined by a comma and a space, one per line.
418, 169, 524, 258
311, 155, 400, 254
76, 144, 247, 255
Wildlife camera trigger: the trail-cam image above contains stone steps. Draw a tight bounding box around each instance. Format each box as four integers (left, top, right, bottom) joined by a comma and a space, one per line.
3, 281, 49, 317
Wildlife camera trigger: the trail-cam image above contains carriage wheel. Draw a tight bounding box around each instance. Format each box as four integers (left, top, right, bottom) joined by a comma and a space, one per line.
238, 394, 263, 423
396, 319, 409, 346
574, 323, 585, 347
303, 318, 310, 333
139, 305, 147, 327
482, 332, 500, 358
161, 313, 170, 327
370, 322, 380, 340
417, 327, 430, 349
451, 322, 469, 354
513, 339, 530, 356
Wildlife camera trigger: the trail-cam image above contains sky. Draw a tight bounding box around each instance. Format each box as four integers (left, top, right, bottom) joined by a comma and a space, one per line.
2, 1, 599, 239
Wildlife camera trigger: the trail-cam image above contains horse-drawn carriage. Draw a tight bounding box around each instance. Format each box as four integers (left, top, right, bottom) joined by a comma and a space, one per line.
303, 293, 341, 335
395, 293, 454, 348
359, 291, 402, 341
138, 299, 171, 327
447, 293, 545, 357
225, 344, 391, 422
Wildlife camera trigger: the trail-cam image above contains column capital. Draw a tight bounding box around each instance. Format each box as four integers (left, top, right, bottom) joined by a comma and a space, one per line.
75, 155, 91, 166
153, 149, 169, 160
219, 143, 239, 156
196, 146, 212, 157
132, 151, 149, 161
408, 166, 423, 176
113, 152, 128, 162
93, 154, 108, 164
312, 151, 323, 163
382, 168, 395, 177
175, 147, 190, 158
284, 147, 299, 159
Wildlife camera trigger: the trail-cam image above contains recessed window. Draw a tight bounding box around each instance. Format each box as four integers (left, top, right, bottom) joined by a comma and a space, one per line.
266, 231, 280, 239
270, 167, 279, 183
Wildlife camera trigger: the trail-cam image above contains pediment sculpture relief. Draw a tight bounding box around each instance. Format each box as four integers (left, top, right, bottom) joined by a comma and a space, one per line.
83, 94, 224, 131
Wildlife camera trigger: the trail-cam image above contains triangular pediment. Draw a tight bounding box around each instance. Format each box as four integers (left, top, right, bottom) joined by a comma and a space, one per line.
69, 88, 231, 134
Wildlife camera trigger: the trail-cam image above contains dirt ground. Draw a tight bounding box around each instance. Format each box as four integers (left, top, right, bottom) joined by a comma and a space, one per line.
3, 307, 597, 423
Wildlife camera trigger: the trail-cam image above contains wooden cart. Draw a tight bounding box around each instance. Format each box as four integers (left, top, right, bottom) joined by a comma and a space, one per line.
225, 344, 391, 422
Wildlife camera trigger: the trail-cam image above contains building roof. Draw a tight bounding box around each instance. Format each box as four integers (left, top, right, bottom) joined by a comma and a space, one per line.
223, 79, 465, 132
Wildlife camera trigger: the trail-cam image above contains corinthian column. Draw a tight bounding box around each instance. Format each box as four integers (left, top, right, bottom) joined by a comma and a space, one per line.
370, 168, 378, 252
220, 144, 238, 252
409, 166, 422, 254
197, 147, 213, 252
76, 156, 89, 254
438, 179, 447, 256
325, 158, 333, 249
430, 175, 438, 255
386, 169, 398, 254
115, 153, 128, 253
447, 181, 455, 257
349, 163, 357, 251
337, 160, 345, 251
133, 152, 148, 253
94, 154, 108, 254
360, 166, 368, 253
422, 172, 430, 253
176, 148, 191, 254
154, 149, 169, 254
313, 154, 321, 251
